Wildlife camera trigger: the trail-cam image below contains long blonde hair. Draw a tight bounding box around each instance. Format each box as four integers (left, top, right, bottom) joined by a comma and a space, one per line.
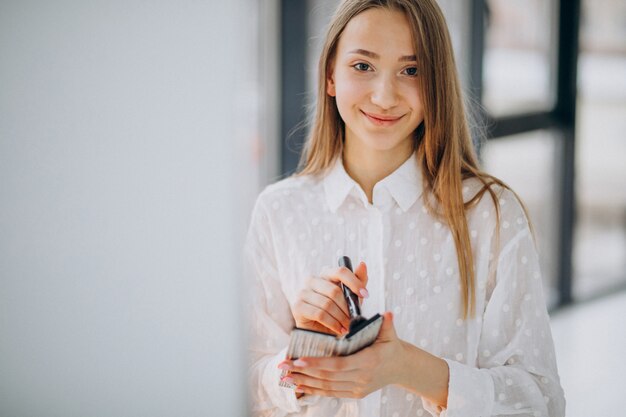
297, 0, 523, 319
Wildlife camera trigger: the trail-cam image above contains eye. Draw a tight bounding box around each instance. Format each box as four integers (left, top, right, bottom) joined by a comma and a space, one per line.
403, 67, 418, 76
353, 62, 371, 72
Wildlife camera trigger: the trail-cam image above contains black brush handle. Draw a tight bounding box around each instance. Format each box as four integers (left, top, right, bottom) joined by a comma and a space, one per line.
338, 256, 361, 319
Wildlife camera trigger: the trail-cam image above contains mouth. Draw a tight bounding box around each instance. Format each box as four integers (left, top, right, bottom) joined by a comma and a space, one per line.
361, 110, 404, 126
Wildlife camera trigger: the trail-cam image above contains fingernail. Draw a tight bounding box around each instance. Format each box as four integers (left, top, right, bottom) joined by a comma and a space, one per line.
359, 288, 369, 298
340, 326, 348, 334
281, 376, 294, 384
293, 359, 307, 367
278, 363, 291, 371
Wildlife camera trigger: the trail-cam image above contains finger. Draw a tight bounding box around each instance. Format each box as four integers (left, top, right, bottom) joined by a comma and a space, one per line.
376, 311, 398, 341
354, 262, 368, 308
301, 290, 350, 333
309, 278, 351, 319
289, 367, 360, 382
290, 355, 362, 372
287, 372, 355, 391
354, 261, 368, 288
279, 359, 360, 381
321, 267, 369, 299
298, 298, 348, 335
294, 385, 358, 399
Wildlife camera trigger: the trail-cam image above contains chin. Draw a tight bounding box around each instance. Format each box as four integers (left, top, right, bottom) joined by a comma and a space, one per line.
359, 131, 412, 153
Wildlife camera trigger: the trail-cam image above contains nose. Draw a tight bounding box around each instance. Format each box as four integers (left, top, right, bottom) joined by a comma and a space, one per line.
370, 73, 398, 110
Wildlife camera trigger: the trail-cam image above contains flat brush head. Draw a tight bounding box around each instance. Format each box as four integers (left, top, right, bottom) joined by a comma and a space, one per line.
348, 317, 367, 334
346, 313, 382, 339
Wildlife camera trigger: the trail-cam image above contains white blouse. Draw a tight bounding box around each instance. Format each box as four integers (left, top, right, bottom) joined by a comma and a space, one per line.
245, 154, 565, 417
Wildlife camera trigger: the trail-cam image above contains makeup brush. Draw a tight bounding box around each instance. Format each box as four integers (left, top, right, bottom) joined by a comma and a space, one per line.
338, 256, 374, 337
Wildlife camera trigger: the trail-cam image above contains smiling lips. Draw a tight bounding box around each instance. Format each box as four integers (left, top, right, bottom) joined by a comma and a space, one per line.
361, 110, 404, 126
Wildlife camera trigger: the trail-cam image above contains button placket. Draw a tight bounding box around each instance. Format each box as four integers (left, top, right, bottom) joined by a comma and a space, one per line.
364, 206, 384, 318
357, 204, 384, 417
379, 209, 393, 313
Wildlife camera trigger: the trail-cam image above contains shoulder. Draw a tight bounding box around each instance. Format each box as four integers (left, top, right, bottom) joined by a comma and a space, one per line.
251, 173, 325, 217
463, 177, 532, 237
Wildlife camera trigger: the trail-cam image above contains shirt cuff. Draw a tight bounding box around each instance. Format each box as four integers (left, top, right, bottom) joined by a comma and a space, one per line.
422, 358, 494, 417
261, 347, 321, 413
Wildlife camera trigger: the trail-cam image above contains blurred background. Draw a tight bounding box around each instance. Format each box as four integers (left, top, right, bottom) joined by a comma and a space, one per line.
0, 0, 624, 416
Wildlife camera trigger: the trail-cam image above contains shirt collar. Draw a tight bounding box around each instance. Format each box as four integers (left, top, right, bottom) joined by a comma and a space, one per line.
322, 156, 362, 213
323, 152, 422, 213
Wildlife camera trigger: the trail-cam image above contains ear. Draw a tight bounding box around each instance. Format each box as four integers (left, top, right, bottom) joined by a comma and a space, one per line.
326, 63, 336, 97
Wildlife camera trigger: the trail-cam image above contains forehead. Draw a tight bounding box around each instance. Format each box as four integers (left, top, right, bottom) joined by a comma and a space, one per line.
337, 8, 416, 57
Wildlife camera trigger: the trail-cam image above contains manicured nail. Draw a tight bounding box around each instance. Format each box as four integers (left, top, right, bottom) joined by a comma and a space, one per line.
293, 359, 307, 367
359, 288, 369, 298
278, 363, 291, 371
281, 376, 294, 384
340, 326, 348, 334
295, 387, 305, 393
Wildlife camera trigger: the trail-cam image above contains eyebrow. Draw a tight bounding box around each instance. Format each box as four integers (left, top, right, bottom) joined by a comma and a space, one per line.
347, 48, 416, 62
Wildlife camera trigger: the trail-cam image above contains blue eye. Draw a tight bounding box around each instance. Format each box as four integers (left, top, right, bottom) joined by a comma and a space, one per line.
353, 63, 371, 72
403, 67, 418, 76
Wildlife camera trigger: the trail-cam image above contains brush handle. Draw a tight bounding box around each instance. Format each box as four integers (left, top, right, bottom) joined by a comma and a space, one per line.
338, 256, 361, 319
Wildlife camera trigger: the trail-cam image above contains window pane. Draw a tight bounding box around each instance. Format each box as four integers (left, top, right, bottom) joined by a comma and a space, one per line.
481, 131, 560, 307
573, 0, 626, 299
483, 0, 556, 115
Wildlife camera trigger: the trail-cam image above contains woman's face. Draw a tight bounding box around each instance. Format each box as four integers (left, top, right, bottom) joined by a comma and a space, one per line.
328, 8, 424, 154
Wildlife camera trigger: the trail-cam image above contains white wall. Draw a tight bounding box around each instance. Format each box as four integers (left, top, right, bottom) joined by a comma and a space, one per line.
0, 1, 252, 416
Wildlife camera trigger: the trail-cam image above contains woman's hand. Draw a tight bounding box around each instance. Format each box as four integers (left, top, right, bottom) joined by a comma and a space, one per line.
279, 312, 406, 399
292, 262, 369, 336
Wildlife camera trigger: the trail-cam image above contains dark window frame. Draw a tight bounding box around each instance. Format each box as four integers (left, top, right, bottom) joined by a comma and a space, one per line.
471, 0, 580, 308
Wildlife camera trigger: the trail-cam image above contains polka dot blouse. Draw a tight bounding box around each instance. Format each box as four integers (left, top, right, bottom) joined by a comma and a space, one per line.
246, 154, 565, 417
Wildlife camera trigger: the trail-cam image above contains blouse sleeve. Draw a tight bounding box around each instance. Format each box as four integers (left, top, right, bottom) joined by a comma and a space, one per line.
245, 194, 321, 416
423, 198, 566, 417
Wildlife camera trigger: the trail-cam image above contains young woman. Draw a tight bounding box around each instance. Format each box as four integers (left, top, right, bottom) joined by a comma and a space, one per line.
245, 1, 565, 416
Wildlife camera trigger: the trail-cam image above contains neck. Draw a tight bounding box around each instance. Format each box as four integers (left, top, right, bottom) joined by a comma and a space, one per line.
342, 136, 414, 204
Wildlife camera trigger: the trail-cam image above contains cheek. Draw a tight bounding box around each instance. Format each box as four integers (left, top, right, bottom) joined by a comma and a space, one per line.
411, 97, 424, 121
334, 74, 369, 111
402, 85, 424, 122
397, 78, 421, 104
